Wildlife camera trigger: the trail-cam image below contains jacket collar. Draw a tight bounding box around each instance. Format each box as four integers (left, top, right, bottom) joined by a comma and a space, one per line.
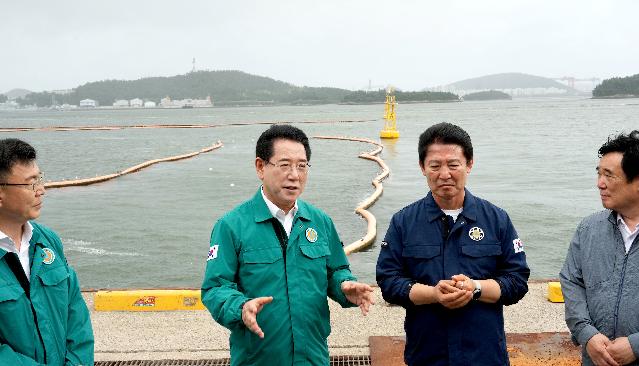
608, 210, 619, 225
0, 221, 42, 260
251, 188, 310, 223
424, 188, 478, 223
28, 223, 54, 280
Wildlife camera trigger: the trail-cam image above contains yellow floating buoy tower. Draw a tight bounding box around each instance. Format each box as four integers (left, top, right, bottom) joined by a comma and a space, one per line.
380, 87, 399, 139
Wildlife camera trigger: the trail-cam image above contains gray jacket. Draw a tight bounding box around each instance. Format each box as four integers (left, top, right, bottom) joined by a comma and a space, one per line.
560, 210, 639, 366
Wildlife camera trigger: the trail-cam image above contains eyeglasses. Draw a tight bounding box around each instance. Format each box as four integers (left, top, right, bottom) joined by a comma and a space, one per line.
0, 174, 45, 192
265, 160, 311, 174
597, 170, 623, 182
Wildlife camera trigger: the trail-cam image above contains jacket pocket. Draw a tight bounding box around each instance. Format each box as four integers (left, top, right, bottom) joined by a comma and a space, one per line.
240, 247, 284, 294
37, 266, 71, 315
460, 244, 502, 257
242, 247, 283, 264
460, 243, 501, 278
0, 284, 24, 302
37, 266, 70, 286
0, 284, 31, 344
299, 242, 330, 259
402, 245, 441, 259
0, 284, 26, 314
299, 242, 330, 293
401, 245, 442, 284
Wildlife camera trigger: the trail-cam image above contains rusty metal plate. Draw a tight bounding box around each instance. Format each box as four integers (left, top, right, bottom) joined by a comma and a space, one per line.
369, 333, 581, 366
507, 332, 581, 366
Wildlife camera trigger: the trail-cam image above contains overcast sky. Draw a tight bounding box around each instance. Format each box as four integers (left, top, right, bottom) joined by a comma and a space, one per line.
2, 0, 638, 93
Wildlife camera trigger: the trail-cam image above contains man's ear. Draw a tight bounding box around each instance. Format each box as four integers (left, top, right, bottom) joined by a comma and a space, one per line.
255, 158, 265, 180
419, 159, 427, 177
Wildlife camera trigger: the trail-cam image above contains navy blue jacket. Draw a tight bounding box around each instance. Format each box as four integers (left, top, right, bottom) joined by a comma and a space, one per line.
376, 190, 529, 366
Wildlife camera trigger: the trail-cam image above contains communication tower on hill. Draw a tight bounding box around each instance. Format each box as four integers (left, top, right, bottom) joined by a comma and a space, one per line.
380, 87, 399, 139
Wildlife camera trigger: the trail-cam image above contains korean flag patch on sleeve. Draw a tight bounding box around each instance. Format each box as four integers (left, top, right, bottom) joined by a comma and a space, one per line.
207, 245, 219, 261
513, 238, 524, 254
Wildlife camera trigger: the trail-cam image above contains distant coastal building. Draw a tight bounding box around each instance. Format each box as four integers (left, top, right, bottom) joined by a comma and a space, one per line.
144, 101, 156, 108
436, 87, 568, 97
429, 73, 585, 97
0, 100, 20, 110
130, 98, 143, 108
51, 89, 73, 95
79, 99, 97, 108
113, 100, 129, 107
160, 96, 213, 108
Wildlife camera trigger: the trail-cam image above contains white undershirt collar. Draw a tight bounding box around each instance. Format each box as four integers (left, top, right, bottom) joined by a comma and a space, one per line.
261, 186, 298, 237
617, 214, 639, 253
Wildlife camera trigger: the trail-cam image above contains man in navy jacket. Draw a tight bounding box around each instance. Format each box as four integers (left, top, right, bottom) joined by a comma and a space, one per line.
376, 122, 530, 366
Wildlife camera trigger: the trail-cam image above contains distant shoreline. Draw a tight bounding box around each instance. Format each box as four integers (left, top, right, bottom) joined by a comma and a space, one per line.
592, 94, 639, 99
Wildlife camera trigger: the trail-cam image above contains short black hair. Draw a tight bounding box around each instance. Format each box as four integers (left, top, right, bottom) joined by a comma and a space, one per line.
0, 138, 37, 180
256, 124, 311, 162
418, 122, 473, 165
598, 130, 639, 182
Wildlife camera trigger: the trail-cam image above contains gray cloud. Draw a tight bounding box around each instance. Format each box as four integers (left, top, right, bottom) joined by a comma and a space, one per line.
2, 0, 638, 92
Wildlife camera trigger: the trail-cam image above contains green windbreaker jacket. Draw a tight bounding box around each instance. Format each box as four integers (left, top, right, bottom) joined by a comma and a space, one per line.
202, 189, 357, 366
0, 222, 94, 365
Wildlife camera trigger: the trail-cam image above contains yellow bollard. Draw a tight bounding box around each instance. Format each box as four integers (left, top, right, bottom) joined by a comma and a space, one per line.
547, 282, 564, 303
94, 289, 206, 311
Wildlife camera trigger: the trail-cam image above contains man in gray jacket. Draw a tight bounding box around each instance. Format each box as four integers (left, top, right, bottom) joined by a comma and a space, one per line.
560, 130, 639, 366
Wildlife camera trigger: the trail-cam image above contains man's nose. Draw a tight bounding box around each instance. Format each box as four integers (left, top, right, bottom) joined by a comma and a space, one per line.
439, 166, 452, 179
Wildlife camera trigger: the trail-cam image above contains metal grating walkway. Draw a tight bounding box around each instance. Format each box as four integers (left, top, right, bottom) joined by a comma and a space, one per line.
95, 355, 371, 366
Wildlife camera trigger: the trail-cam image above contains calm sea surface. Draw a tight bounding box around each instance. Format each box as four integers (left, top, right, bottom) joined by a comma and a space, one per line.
1, 97, 638, 288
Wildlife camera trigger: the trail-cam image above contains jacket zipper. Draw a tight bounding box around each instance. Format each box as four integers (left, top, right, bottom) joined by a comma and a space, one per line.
612, 252, 628, 339
613, 233, 639, 338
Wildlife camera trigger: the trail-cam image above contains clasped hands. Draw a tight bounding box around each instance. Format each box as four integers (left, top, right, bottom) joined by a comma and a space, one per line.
586, 333, 636, 366
434, 274, 476, 309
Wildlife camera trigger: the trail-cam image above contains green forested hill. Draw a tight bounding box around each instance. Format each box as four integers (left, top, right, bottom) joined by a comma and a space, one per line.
462, 90, 512, 101
17, 70, 352, 107
443, 72, 575, 93
592, 74, 639, 98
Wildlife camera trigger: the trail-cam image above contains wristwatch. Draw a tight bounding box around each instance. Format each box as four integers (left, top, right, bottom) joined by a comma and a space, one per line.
472, 279, 482, 300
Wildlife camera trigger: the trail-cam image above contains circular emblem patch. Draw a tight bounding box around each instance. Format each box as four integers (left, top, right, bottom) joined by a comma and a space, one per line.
42, 248, 56, 265
305, 228, 318, 243
468, 227, 485, 241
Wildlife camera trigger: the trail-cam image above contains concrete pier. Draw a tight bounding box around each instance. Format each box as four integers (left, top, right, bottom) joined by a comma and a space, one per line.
89, 282, 575, 364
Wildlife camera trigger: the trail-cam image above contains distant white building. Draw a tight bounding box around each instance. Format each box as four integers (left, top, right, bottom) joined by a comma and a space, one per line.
130, 98, 143, 108
113, 100, 129, 107
0, 101, 19, 110
51, 89, 73, 95
160, 96, 213, 108
432, 86, 568, 97
144, 101, 156, 108
79, 99, 97, 108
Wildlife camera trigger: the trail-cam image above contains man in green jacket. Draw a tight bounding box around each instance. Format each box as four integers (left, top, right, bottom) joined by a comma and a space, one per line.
202, 124, 374, 366
0, 138, 94, 365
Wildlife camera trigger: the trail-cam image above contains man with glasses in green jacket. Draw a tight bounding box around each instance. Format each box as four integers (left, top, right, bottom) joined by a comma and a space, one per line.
0, 138, 94, 365
202, 124, 374, 366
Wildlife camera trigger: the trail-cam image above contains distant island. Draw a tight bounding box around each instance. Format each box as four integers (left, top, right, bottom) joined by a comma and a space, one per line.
429, 72, 582, 97
10, 71, 459, 108
462, 90, 511, 101
14, 70, 355, 108
592, 74, 639, 98
342, 90, 459, 104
